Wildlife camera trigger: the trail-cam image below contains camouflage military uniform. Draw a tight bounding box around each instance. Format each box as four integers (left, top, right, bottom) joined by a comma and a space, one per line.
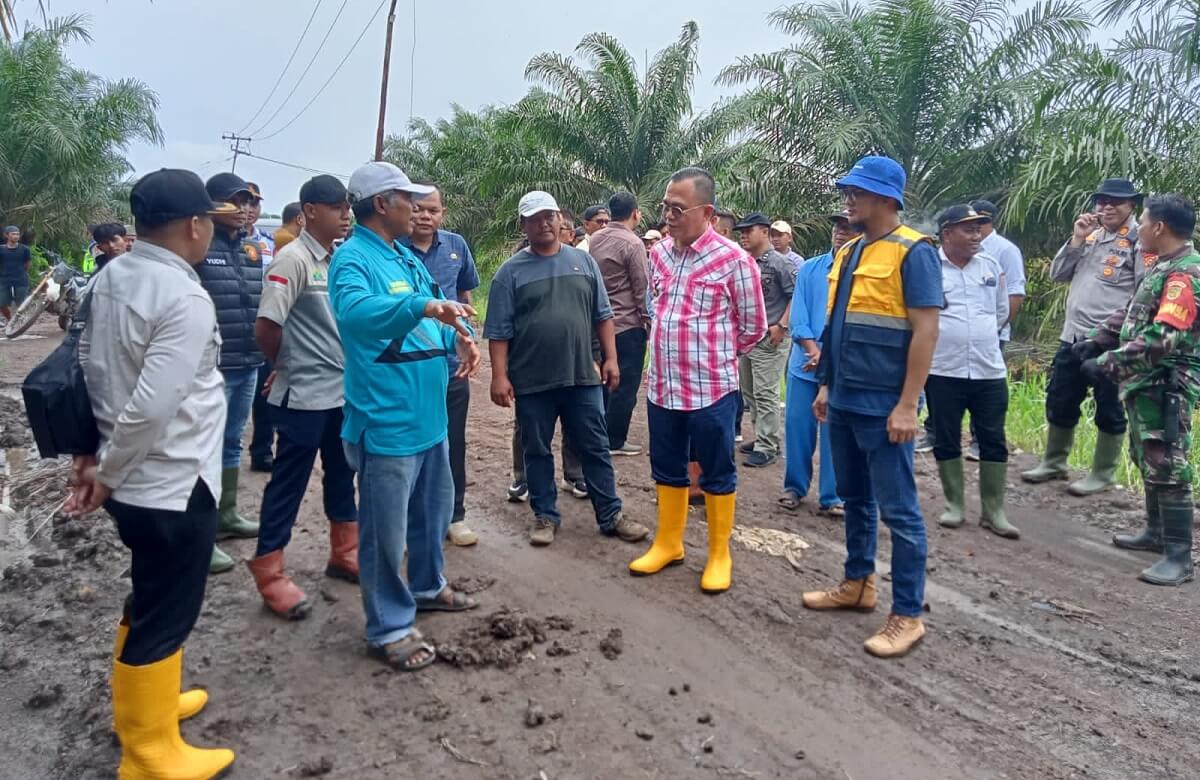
1088, 244, 1199, 585
1091, 247, 1200, 485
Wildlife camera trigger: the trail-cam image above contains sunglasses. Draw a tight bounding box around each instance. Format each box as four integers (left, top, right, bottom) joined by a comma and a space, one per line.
660, 202, 707, 220
1094, 196, 1130, 207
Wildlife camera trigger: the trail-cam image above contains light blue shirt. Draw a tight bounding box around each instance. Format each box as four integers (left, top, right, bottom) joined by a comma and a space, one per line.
930, 248, 1009, 380
788, 250, 835, 382
329, 225, 465, 457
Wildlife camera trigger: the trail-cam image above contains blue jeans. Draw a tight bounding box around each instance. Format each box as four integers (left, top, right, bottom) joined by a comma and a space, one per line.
784, 376, 840, 508
514, 385, 622, 531
257, 405, 357, 557
648, 391, 738, 495
343, 438, 451, 646
827, 406, 927, 617
220, 366, 260, 469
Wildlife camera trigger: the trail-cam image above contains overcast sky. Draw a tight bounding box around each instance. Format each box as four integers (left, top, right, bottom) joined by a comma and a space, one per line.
51, 0, 800, 213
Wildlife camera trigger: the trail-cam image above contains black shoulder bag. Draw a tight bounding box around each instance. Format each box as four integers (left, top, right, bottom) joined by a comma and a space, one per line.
22, 292, 100, 458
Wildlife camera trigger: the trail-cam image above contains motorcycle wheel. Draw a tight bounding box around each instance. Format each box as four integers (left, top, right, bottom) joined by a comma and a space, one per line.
5, 276, 51, 339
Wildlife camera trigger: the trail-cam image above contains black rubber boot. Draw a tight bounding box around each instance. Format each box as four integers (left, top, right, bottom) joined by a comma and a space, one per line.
1139, 486, 1195, 586
1113, 484, 1163, 552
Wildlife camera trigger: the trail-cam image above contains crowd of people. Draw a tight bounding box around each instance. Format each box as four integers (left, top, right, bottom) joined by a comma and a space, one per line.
31, 148, 1196, 777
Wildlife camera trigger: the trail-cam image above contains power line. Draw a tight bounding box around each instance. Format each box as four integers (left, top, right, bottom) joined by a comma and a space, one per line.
256, 0, 390, 142
221, 132, 253, 172
247, 0, 353, 138
239, 151, 349, 180
236, 0, 326, 135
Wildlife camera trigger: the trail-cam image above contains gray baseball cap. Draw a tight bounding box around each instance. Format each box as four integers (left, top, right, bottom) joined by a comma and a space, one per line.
348, 162, 434, 203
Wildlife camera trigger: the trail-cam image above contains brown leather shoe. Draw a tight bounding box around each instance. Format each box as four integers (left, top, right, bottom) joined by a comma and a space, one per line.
864, 614, 926, 658
248, 550, 311, 620
326, 520, 359, 583
801, 574, 878, 611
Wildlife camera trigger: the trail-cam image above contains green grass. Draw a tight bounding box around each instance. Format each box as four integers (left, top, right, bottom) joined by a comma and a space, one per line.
1006, 369, 1200, 493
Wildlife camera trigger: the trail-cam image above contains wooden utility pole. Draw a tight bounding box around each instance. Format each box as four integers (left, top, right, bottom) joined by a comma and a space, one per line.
374, 0, 400, 161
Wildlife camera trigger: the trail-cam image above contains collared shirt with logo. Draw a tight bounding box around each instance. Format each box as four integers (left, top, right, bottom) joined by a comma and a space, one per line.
1050, 215, 1148, 343
930, 248, 1009, 380
257, 230, 345, 410
646, 226, 767, 411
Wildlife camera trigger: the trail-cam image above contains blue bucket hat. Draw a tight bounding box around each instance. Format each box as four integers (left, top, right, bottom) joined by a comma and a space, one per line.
836, 156, 907, 210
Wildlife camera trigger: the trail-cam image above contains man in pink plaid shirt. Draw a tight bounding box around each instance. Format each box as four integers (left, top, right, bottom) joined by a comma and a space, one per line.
630, 167, 767, 594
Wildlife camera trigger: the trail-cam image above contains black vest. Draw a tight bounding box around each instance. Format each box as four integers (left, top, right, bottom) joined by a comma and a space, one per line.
196, 229, 264, 370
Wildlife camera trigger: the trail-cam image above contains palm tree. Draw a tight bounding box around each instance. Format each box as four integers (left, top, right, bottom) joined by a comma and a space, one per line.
512, 21, 739, 216
386, 22, 739, 255
0, 15, 162, 246
1007, 0, 1200, 234
718, 0, 1091, 230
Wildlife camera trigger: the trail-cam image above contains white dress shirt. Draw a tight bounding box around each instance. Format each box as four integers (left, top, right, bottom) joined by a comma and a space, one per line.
981, 230, 1026, 342
930, 248, 1009, 380
79, 241, 226, 511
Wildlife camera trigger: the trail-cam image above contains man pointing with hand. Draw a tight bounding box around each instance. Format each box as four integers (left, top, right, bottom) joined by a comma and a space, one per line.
330, 162, 481, 672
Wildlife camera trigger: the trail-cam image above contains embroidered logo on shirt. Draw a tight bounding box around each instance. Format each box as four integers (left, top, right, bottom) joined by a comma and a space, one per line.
311, 269, 326, 282
1115, 239, 1131, 249
389, 280, 411, 294
1156, 275, 1196, 329
1102, 267, 1115, 277
1105, 255, 1121, 266
1144, 253, 1159, 268
1118, 226, 1130, 236
205, 257, 226, 266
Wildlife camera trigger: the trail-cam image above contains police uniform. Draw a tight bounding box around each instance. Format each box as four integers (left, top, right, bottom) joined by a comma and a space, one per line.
1023, 212, 1148, 494
1087, 244, 1199, 585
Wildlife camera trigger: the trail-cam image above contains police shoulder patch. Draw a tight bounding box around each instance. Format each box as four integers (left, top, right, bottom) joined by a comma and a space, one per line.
1144, 253, 1159, 268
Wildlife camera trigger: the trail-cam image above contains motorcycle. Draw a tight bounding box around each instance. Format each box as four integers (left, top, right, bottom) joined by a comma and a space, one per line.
4, 253, 88, 339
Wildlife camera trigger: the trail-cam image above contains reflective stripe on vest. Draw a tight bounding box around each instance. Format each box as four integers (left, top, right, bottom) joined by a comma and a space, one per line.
826, 224, 932, 324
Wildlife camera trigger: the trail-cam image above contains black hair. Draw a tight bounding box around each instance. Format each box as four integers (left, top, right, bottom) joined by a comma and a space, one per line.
281, 202, 303, 224
1144, 194, 1196, 238
582, 205, 609, 221
669, 167, 716, 205
351, 198, 377, 223
92, 222, 127, 243
608, 192, 638, 221
559, 208, 576, 226
714, 209, 736, 224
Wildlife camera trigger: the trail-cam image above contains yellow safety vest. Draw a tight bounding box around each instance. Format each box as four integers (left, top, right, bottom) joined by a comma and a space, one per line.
826, 224, 933, 392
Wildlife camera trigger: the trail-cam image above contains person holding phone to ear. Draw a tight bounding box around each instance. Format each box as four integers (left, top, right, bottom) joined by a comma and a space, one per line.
1023, 178, 1149, 496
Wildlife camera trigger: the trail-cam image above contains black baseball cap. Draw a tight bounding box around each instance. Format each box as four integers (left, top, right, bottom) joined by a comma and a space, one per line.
828, 208, 852, 223
936, 204, 991, 232
299, 175, 349, 206
246, 182, 265, 201
130, 169, 239, 228
969, 199, 998, 219
206, 172, 253, 202
734, 211, 772, 230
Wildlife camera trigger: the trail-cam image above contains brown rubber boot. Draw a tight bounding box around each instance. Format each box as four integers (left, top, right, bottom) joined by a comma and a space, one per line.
326, 521, 359, 583
247, 549, 311, 620
801, 574, 878, 611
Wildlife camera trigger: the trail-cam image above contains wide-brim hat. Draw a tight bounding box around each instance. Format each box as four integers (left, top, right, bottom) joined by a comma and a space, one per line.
1092, 178, 1142, 202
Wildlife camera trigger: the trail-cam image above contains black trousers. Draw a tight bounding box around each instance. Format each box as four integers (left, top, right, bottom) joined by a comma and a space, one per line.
249, 361, 276, 461
109, 479, 216, 666
1046, 340, 1126, 434
447, 376, 470, 522
926, 375, 1009, 463
603, 327, 648, 449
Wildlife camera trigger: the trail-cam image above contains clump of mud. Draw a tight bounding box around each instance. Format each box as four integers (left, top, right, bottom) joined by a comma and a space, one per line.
436, 608, 574, 669
0, 396, 31, 449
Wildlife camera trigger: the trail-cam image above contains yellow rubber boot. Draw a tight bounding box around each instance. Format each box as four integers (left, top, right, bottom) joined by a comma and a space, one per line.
701, 492, 736, 593
630, 484, 689, 575
113, 650, 235, 780
113, 622, 208, 723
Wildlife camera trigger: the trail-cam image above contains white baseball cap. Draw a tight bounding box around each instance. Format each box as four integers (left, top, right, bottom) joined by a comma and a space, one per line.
770, 220, 793, 235
518, 190, 561, 218
348, 162, 435, 203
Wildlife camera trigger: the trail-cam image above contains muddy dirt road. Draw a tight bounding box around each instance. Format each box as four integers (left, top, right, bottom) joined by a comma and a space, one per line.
1, 322, 1198, 779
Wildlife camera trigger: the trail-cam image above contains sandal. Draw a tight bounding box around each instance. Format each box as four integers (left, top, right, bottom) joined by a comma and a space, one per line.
368, 630, 436, 672
777, 492, 802, 511
416, 586, 480, 613
819, 504, 846, 518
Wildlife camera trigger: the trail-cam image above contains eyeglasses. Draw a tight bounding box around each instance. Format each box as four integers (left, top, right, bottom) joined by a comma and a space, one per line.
840, 187, 870, 202
660, 202, 707, 220
1094, 196, 1129, 207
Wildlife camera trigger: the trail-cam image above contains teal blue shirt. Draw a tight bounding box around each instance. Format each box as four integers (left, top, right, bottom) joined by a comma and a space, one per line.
329, 225, 460, 456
